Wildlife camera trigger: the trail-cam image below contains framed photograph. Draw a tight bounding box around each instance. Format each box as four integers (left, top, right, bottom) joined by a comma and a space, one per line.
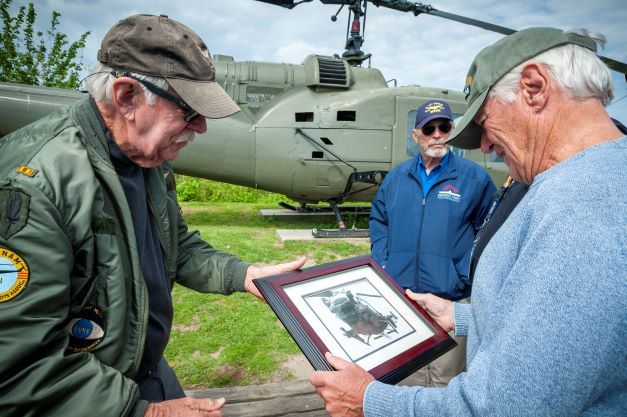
254, 256, 457, 384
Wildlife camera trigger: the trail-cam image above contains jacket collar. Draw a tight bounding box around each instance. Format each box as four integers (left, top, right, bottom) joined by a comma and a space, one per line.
70, 96, 113, 165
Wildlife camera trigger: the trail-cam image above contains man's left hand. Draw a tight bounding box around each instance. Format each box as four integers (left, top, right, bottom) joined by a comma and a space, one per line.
244, 256, 307, 299
310, 352, 374, 417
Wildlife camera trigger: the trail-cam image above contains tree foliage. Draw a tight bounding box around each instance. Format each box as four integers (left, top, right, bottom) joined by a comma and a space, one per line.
0, 0, 90, 88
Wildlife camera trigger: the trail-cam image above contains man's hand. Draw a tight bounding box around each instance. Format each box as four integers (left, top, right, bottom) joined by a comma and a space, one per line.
144, 397, 225, 417
244, 256, 307, 299
309, 352, 374, 417
406, 290, 455, 332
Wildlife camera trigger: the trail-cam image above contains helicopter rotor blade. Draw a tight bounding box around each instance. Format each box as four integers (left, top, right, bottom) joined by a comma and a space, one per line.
599, 56, 627, 81
425, 9, 515, 36
255, 0, 627, 79
368, 1, 627, 78
355, 292, 382, 298
310, 290, 336, 298
255, 0, 313, 9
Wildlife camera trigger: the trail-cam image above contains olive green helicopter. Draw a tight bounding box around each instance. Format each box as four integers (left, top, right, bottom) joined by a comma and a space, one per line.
0, 0, 625, 237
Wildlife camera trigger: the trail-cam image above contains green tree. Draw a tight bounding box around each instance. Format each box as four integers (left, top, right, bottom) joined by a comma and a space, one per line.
0, 0, 90, 88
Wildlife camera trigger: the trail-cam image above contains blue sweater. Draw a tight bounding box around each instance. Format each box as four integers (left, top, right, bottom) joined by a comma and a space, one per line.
364, 137, 627, 416
370, 152, 495, 300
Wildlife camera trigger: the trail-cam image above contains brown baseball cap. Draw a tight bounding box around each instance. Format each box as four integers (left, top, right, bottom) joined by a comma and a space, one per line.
97, 14, 239, 119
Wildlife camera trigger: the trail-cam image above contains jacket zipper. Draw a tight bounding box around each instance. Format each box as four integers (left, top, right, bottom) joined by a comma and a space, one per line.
414, 165, 456, 293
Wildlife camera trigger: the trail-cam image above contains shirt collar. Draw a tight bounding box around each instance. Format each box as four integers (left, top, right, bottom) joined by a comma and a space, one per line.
418, 150, 450, 173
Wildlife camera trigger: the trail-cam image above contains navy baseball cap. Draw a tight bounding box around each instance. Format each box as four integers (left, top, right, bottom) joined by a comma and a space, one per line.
414, 100, 454, 128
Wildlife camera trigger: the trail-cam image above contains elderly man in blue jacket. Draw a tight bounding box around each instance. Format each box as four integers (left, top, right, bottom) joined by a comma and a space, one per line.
369, 99, 495, 386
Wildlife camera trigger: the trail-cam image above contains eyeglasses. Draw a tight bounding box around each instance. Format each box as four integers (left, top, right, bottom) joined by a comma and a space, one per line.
421, 122, 453, 136
110, 70, 201, 123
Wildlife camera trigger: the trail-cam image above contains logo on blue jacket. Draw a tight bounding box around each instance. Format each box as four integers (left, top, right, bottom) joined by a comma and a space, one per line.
438, 184, 461, 202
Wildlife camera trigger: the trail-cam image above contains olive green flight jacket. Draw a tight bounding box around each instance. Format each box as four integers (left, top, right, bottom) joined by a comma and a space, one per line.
0, 98, 249, 416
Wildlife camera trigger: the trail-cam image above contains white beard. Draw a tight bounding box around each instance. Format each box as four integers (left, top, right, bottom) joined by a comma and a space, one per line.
421, 141, 449, 159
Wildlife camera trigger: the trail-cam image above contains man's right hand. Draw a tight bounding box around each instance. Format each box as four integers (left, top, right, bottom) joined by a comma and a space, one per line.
145, 397, 225, 417
406, 290, 455, 332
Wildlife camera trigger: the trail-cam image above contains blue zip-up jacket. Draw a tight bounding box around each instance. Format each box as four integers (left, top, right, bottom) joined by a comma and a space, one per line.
369, 152, 495, 300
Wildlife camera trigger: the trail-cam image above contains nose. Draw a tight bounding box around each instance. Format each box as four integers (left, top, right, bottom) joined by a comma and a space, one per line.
480, 132, 493, 154
188, 116, 207, 134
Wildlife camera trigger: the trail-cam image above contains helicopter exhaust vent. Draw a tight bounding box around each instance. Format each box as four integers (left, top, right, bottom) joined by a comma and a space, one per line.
303, 55, 350, 88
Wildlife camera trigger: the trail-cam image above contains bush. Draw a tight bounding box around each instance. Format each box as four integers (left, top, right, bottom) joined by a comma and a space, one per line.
175, 175, 288, 204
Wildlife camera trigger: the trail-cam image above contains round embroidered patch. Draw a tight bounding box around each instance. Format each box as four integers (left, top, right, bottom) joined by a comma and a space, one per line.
65, 304, 106, 353
0, 248, 30, 303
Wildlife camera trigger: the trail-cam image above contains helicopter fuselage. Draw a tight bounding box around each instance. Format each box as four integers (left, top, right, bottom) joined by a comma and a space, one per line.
0, 54, 508, 205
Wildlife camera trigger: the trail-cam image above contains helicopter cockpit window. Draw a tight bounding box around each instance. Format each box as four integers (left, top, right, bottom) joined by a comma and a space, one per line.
405, 110, 463, 157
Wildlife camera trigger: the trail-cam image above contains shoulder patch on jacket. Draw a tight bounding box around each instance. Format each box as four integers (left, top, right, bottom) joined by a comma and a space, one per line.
0, 247, 30, 302
0, 188, 31, 239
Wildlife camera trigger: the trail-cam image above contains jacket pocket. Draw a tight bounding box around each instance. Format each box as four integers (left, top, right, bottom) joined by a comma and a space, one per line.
418, 252, 465, 300
385, 252, 416, 290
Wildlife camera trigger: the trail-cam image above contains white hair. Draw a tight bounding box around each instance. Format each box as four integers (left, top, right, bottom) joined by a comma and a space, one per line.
490, 29, 614, 106
85, 63, 168, 105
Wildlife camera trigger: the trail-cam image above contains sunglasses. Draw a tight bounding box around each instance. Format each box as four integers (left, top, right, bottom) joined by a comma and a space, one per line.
421, 122, 453, 136
110, 70, 201, 123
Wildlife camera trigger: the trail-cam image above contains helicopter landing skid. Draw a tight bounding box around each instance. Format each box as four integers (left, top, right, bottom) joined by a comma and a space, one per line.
278, 201, 370, 215
311, 199, 369, 238
312, 228, 370, 239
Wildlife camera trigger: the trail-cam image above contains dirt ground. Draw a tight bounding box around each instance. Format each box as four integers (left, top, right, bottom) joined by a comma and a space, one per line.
276, 353, 315, 381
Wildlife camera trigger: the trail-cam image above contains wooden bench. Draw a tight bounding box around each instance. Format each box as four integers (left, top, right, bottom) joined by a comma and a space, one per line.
187, 380, 327, 416
187, 372, 426, 416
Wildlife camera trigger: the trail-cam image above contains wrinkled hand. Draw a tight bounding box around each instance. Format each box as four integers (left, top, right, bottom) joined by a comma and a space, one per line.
406, 290, 454, 332
144, 397, 225, 417
245, 256, 307, 299
310, 352, 374, 417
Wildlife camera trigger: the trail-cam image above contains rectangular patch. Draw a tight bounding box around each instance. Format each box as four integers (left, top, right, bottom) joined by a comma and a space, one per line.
16, 165, 38, 177
92, 217, 116, 235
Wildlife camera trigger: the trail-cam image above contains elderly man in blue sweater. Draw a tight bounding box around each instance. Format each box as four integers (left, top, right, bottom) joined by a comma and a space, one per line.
310, 27, 626, 417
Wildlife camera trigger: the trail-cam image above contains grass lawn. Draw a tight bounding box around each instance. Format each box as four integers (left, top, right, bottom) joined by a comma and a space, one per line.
165, 201, 371, 389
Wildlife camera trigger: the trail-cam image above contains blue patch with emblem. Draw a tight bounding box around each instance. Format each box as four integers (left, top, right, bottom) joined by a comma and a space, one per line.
65, 304, 106, 353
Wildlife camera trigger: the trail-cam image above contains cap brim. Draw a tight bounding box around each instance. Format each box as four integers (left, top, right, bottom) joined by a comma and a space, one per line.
446, 87, 490, 149
416, 113, 454, 129
167, 78, 240, 119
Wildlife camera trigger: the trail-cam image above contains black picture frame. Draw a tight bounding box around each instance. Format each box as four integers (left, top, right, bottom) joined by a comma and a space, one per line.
254, 255, 457, 384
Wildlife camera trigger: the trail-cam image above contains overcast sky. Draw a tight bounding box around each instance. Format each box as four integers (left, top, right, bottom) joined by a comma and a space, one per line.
13, 0, 627, 121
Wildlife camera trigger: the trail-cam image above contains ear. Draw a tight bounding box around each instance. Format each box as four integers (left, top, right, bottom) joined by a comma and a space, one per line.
411, 128, 420, 144
519, 63, 550, 112
111, 78, 139, 121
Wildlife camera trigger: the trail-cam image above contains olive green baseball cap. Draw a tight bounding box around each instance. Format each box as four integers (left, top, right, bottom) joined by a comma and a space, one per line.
97, 14, 239, 119
447, 27, 597, 149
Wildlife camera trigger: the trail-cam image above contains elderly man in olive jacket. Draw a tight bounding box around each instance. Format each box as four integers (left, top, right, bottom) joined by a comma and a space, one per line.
0, 14, 304, 417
